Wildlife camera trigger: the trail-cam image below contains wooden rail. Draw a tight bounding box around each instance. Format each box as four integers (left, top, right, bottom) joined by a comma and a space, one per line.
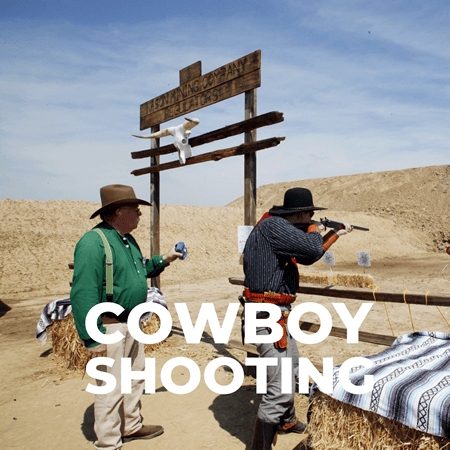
229, 277, 450, 307
131, 137, 284, 176
131, 111, 284, 159
227, 276, 450, 375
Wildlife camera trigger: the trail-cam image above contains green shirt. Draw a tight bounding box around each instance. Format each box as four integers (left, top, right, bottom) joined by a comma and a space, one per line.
70, 222, 168, 347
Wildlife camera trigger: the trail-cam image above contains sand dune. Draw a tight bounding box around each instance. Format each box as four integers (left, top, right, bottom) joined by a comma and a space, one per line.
1, 164, 448, 297
1, 164, 450, 450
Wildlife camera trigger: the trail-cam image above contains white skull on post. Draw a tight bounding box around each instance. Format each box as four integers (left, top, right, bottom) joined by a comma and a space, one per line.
132, 117, 200, 165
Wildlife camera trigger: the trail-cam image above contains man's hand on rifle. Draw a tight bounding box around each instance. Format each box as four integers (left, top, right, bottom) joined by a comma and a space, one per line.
308, 221, 326, 233
320, 217, 369, 231
335, 223, 353, 235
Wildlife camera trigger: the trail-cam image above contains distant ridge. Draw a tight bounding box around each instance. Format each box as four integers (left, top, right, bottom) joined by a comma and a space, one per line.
227, 165, 450, 251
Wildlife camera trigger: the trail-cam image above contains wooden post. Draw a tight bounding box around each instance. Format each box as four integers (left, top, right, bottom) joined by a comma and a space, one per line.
150, 125, 161, 289
244, 89, 257, 226
244, 90, 257, 377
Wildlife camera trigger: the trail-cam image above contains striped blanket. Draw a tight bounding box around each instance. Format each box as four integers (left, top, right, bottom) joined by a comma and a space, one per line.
311, 331, 450, 438
35, 287, 167, 345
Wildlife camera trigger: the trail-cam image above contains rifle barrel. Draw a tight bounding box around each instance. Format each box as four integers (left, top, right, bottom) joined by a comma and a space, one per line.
321, 218, 369, 231
352, 225, 370, 231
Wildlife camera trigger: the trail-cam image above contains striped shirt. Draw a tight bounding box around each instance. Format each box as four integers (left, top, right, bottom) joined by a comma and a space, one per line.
243, 215, 324, 296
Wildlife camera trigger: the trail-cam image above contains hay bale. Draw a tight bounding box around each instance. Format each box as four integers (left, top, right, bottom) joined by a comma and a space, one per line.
308, 391, 450, 450
332, 273, 374, 288
50, 313, 90, 371
299, 272, 374, 289
50, 312, 165, 372
142, 314, 164, 354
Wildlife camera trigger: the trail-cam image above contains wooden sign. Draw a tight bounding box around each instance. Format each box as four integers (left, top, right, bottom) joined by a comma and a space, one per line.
140, 50, 261, 130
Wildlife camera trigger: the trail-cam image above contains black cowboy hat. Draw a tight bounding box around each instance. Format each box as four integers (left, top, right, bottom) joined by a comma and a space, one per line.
90, 184, 151, 219
268, 187, 327, 216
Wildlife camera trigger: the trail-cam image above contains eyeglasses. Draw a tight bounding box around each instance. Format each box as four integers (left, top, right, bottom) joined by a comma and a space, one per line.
121, 206, 141, 215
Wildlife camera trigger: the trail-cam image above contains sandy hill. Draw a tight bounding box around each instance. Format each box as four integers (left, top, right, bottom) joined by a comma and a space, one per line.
0, 164, 449, 298
229, 164, 450, 252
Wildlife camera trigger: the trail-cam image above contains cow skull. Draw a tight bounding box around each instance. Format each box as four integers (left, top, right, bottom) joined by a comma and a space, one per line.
132, 117, 200, 165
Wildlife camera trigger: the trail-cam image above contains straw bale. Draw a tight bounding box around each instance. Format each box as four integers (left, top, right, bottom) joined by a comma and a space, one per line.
50, 313, 165, 372
308, 391, 450, 450
142, 314, 164, 354
299, 272, 374, 289
50, 313, 90, 372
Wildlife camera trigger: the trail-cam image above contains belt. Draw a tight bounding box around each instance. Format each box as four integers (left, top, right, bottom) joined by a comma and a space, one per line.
101, 313, 128, 324
243, 288, 296, 305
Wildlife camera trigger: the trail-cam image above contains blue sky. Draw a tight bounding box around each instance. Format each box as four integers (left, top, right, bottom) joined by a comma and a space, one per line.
1, 0, 449, 206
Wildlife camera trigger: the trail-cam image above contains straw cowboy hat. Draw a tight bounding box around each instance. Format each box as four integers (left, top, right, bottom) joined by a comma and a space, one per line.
269, 187, 327, 216
90, 184, 151, 219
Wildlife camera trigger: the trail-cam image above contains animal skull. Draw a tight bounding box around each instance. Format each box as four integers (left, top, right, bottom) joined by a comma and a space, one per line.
132, 117, 200, 165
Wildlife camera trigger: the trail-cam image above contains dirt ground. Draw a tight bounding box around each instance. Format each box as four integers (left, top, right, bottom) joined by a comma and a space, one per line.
1, 164, 449, 449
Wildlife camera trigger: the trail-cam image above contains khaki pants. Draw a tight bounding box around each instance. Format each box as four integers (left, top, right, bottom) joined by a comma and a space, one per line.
94, 323, 144, 450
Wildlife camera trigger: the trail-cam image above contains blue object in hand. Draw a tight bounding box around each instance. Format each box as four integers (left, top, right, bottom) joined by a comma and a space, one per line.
175, 241, 188, 260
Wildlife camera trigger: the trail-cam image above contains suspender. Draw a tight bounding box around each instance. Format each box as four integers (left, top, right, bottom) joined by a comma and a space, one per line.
93, 228, 113, 301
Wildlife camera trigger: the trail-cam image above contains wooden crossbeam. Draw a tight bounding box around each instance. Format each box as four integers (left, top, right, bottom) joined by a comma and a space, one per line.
228, 316, 395, 349
131, 137, 285, 176
131, 111, 284, 160
229, 276, 450, 307
227, 340, 325, 373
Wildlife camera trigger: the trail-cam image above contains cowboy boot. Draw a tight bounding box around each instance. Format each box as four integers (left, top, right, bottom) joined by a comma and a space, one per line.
250, 417, 278, 450
278, 416, 307, 434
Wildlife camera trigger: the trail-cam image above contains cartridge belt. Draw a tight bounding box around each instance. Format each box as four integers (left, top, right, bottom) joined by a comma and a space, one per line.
243, 288, 296, 305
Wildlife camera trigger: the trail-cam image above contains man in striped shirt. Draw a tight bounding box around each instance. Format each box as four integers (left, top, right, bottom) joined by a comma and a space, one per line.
243, 187, 352, 449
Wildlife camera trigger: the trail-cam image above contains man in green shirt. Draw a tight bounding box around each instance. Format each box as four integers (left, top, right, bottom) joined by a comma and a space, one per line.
71, 184, 182, 450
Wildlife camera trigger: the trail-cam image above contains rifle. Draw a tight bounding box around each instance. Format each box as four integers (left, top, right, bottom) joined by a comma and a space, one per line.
320, 217, 370, 231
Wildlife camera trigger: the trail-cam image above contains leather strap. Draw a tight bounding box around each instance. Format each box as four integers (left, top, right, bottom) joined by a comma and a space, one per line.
274, 311, 290, 349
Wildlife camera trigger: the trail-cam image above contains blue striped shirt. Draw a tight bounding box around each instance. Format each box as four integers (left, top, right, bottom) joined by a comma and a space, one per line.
243, 215, 324, 295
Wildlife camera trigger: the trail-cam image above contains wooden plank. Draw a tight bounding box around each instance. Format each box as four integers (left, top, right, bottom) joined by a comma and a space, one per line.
131, 111, 284, 160
244, 89, 257, 226
227, 339, 258, 377
227, 340, 324, 372
228, 276, 450, 307
140, 50, 261, 129
179, 61, 201, 85
150, 126, 161, 289
140, 70, 261, 129
228, 317, 394, 348
131, 137, 285, 176
228, 339, 258, 355
298, 321, 395, 346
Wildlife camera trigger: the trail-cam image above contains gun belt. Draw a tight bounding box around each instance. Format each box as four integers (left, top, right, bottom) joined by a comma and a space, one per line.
243, 288, 296, 305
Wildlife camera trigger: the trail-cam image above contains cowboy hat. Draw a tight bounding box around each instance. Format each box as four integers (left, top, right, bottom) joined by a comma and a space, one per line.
268, 187, 327, 216
90, 184, 151, 219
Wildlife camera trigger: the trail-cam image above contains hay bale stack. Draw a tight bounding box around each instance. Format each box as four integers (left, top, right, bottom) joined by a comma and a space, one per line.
308, 391, 450, 449
299, 271, 374, 288
50, 313, 164, 372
